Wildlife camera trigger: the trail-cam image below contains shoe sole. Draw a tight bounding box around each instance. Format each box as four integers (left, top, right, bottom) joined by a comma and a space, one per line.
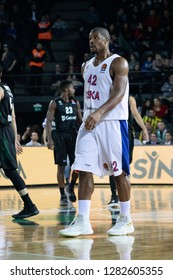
108, 203, 120, 209
12, 210, 39, 219
58, 229, 94, 237
107, 227, 135, 236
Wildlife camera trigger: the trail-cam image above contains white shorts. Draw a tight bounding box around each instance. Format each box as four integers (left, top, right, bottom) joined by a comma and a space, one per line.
72, 120, 130, 177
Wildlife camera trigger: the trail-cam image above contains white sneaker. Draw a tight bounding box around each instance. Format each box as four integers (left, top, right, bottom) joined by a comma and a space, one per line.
58, 214, 94, 237
59, 239, 94, 259
107, 215, 134, 235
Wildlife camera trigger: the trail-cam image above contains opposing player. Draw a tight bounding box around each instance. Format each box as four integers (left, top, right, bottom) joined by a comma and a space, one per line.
46, 80, 82, 206
0, 65, 39, 219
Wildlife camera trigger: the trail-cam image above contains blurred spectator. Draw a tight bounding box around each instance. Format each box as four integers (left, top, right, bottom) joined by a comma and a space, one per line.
1, 43, 17, 91
163, 131, 173, 145
115, 7, 128, 29
51, 63, 64, 90
141, 54, 153, 71
153, 97, 169, 121
80, 4, 100, 31
160, 9, 173, 43
26, 1, 42, 52
143, 9, 160, 32
156, 121, 167, 144
133, 22, 144, 43
29, 41, 46, 95
25, 131, 42, 146
52, 14, 66, 38
64, 53, 80, 73
152, 52, 163, 71
162, 57, 172, 72
21, 125, 31, 144
37, 14, 55, 61
128, 53, 139, 71
78, 4, 100, 56
138, 98, 153, 117
29, 1, 41, 24
66, 65, 83, 89
160, 73, 173, 102
6, 21, 17, 42
139, 121, 155, 143
109, 34, 119, 54
143, 109, 162, 130
147, 132, 160, 145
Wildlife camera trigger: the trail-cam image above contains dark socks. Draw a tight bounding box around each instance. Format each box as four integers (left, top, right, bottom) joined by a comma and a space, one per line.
69, 180, 76, 190
59, 187, 65, 196
109, 176, 117, 197
21, 193, 34, 209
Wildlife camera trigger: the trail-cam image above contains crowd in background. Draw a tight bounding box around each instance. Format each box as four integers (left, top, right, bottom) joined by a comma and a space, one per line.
0, 0, 173, 145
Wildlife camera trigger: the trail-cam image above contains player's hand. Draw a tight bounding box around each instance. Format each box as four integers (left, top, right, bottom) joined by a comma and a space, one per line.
15, 140, 23, 155
47, 139, 54, 150
84, 111, 102, 130
143, 129, 149, 142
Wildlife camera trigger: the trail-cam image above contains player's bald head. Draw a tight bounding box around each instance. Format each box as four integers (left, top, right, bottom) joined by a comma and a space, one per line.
90, 27, 110, 41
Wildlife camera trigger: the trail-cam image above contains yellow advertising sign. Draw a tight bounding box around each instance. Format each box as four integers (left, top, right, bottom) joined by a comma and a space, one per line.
130, 146, 173, 184
0, 146, 173, 186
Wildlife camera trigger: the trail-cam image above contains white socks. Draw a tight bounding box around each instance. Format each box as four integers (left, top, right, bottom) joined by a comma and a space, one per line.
119, 200, 131, 217
78, 200, 91, 219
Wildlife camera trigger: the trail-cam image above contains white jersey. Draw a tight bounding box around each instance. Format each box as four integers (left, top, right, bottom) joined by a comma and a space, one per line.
83, 54, 129, 121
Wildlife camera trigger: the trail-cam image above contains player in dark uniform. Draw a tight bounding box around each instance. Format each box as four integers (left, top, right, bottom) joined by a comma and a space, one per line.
46, 80, 82, 206
0, 65, 39, 219
108, 96, 149, 208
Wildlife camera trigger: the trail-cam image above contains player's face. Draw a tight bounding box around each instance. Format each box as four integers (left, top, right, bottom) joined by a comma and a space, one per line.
68, 84, 75, 98
89, 31, 107, 54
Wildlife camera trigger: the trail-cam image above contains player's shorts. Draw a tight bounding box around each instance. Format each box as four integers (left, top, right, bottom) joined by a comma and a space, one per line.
51, 130, 77, 166
72, 120, 130, 177
0, 125, 17, 170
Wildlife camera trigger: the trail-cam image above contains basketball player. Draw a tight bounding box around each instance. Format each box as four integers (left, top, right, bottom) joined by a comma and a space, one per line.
0, 65, 39, 219
59, 27, 134, 236
46, 80, 82, 206
108, 95, 149, 207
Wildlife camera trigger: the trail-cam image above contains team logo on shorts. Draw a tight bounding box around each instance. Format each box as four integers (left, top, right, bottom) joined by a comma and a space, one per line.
100, 63, 107, 73
103, 163, 109, 171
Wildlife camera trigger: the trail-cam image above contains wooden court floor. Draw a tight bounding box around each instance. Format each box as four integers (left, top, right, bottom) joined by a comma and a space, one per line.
0, 185, 173, 260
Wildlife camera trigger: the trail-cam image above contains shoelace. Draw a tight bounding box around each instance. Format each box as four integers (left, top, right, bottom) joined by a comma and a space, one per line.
114, 216, 127, 228
69, 215, 83, 228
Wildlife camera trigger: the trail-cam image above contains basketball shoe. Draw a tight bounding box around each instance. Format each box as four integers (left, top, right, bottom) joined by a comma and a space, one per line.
58, 214, 94, 237
107, 215, 134, 235
12, 205, 39, 219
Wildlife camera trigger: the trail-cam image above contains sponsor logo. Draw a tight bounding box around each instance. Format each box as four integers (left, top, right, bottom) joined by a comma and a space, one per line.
61, 115, 77, 121
86, 90, 99, 100
132, 151, 173, 179
100, 63, 107, 73
103, 163, 109, 171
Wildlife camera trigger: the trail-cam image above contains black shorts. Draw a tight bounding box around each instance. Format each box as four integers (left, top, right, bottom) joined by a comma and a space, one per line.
0, 125, 17, 170
51, 130, 77, 166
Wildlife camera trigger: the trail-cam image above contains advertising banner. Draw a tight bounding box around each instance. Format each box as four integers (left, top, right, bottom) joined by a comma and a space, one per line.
0, 146, 173, 186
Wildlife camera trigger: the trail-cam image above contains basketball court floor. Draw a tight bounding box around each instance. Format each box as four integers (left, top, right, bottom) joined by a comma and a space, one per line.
0, 185, 173, 260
